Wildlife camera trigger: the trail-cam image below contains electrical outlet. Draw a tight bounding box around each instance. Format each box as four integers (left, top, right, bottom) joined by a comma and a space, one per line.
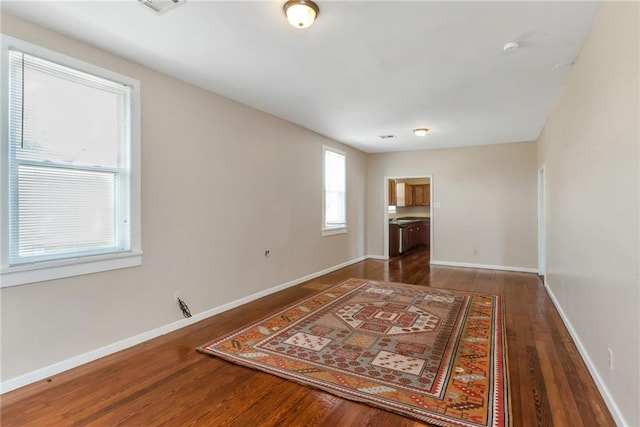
174, 292, 180, 303
264, 249, 270, 257
608, 348, 614, 370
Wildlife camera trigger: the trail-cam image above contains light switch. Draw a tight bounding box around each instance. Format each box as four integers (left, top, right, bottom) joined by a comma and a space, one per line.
433, 202, 441, 208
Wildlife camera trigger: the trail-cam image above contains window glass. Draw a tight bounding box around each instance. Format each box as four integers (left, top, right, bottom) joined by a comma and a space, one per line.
1, 37, 141, 287
323, 147, 346, 231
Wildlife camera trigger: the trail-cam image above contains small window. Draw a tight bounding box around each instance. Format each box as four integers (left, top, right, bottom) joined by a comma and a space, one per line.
1, 36, 141, 287
323, 146, 346, 235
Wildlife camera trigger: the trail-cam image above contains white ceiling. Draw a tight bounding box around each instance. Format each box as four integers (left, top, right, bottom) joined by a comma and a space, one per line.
1, 1, 601, 153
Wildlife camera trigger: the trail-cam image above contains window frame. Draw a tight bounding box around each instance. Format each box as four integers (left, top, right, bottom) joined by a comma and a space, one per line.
322, 145, 347, 236
0, 35, 142, 287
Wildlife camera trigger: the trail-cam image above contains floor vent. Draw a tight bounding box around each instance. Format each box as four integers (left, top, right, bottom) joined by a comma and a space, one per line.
138, 0, 185, 15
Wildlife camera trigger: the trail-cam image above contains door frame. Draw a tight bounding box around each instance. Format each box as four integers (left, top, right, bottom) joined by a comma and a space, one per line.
383, 174, 434, 260
537, 165, 547, 278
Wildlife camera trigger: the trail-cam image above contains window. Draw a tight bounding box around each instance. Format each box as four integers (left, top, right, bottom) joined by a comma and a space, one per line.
1, 36, 141, 287
322, 146, 346, 235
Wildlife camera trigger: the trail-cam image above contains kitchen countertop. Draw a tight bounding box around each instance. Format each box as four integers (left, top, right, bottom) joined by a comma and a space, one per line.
389, 217, 430, 226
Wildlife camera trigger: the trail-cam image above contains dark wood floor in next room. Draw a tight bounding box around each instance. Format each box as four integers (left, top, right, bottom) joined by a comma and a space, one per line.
0, 247, 615, 426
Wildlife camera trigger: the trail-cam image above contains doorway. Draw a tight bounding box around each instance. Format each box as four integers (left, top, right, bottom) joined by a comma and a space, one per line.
384, 175, 433, 263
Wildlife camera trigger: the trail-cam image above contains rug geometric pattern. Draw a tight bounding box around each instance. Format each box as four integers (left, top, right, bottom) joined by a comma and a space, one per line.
198, 278, 510, 427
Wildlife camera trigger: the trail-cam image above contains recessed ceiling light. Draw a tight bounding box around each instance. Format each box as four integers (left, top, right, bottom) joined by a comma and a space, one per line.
413, 128, 429, 137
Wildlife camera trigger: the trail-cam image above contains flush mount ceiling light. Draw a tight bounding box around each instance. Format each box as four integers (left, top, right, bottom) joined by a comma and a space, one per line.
413, 128, 430, 137
138, 0, 185, 15
503, 41, 520, 53
283, 0, 319, 29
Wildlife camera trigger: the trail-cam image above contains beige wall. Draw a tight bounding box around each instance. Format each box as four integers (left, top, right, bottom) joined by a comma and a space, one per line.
536, 1, 639, 425
0, 14, 367, 381
368, 142, 538, 269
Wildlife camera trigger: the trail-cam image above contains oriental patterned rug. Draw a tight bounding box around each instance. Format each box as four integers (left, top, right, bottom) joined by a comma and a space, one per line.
198, 278, 510, 427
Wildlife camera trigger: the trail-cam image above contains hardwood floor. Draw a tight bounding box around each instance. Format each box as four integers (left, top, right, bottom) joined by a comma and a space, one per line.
0, 247, 615, 426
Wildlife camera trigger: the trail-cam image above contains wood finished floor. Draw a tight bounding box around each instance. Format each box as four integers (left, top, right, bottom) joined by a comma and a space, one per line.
0, 247, 615, 426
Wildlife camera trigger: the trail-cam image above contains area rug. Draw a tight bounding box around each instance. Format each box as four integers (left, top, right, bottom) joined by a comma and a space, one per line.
198, 278, 510, 427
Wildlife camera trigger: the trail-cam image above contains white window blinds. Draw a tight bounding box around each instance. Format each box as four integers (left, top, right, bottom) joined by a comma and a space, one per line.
324, 147, 346, 229
7, 49, 132, 265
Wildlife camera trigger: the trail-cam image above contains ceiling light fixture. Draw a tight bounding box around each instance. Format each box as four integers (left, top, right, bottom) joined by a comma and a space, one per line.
502, 41, 519, 53
413, 128, 430, 137
138, 0, 185, 15
283, 0, 319, 29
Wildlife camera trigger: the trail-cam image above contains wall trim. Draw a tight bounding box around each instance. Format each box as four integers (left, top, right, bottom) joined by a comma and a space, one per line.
430, 260, 538, 273
365, 254, 389, 260
0, 255, 366, 394
543, 279, 628, 427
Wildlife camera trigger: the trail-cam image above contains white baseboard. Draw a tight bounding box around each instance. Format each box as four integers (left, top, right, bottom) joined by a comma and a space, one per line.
0, 256, 366, 394
543, 279, 628, 427
430, 260, 538, 273
365, 254, 388, 260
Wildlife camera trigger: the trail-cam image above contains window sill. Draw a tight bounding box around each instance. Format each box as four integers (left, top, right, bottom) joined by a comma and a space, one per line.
322, 226, 347, 236
1, 251, 143, 287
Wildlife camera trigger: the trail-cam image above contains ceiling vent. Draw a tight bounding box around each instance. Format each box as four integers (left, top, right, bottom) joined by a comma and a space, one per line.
138, 0, 185, 15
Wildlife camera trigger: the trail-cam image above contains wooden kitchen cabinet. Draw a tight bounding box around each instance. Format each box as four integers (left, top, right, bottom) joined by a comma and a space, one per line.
396, 183, 413, 207
391, 220, 431, 257
406, 223, 416, 249
397, 183, 430, 207
420, 220, 430, 247
410, 221, 429, 248
389, 223, 399, 257
413, 186, 425, 206
412, 184, 430, 206
388, 179, 396, 206
409, 220, 431, 253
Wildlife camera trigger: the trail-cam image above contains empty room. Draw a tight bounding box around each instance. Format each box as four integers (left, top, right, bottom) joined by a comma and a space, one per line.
0, 1, 638, 426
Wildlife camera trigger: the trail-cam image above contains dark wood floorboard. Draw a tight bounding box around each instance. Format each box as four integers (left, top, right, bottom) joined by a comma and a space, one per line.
0, 247, 615, 426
